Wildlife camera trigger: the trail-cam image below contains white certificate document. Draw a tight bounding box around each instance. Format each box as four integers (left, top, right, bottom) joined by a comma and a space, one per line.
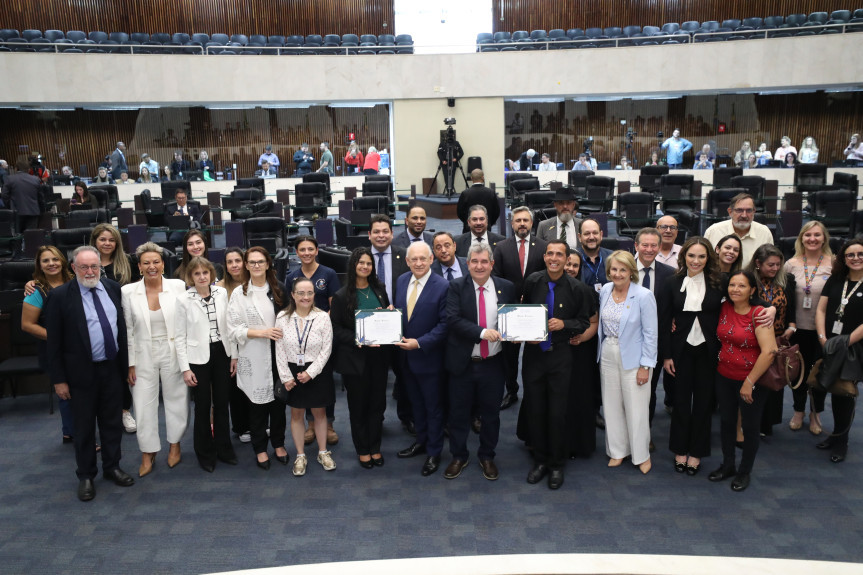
498, 304, 548, 342
355, 309, 403, 345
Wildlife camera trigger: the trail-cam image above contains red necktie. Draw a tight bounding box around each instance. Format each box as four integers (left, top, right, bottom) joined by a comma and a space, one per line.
478, 286, 489, 359
518, 239, 526, 276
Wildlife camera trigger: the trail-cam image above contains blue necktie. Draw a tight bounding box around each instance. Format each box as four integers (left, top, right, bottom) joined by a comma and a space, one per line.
446, 267, 454, 282
540, 281, 555, 351
642, 267, 651, 290
90, 287, 117, 360
376, 251, 386, 285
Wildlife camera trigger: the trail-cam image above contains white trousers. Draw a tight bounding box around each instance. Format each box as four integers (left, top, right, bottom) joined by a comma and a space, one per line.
600, 338, 651, 465
130, 338, 189, 453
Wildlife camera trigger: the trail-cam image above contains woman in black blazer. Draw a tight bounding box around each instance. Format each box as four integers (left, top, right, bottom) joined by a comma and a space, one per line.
659, 237, 726, 476
330, 247, 391, 469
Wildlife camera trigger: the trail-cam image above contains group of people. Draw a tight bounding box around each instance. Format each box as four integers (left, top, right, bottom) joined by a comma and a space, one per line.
293, 141, 386, 177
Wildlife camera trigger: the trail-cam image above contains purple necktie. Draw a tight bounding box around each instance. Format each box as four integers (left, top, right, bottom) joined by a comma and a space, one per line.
90, 287, 117, 360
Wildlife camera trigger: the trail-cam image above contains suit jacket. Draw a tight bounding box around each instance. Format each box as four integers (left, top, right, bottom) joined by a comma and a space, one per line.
537, 216, 582, 250
431, 256, 467, 280
174, 285, 236, 372
522, 270, 592, 345
646, 261, 675, 358
391, 230, 433, 249
393, 272, 449, 375
1, 172, 43, 215
445, 275, 516, 375
455, 231, 505, 258
121, 278, 187, 367
492, 234, 548, 301
457, 185, 500, 233
658, 273, 725, 363
110, 148, 128, 179
166, 202, 202, 224
45, 278, 128, 387
330, 283, 390, 377
597, 282, 658, 370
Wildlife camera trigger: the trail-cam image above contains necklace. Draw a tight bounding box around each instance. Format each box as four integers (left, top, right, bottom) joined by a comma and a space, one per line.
612, 290, 627, 303
357, 287, 371, 299
802, 254, 823, 295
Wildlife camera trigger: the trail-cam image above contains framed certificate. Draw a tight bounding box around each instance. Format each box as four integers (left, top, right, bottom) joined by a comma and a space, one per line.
498, 304, 548, 342
355, 309, 403, 345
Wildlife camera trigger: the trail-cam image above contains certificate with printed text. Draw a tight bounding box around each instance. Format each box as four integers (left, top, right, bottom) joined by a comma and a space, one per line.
355, 309, 403, 345
498, 304, 547, 342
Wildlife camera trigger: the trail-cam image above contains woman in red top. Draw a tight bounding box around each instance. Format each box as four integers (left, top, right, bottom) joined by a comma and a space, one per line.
344, 143, 364, 175
709, 270, 777, 492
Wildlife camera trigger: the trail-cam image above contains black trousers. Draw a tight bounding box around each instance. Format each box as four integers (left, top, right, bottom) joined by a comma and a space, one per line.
123, 384, 133, 411
503, 341, 522, 396
669, 343, 714, 458
71, 360, 124, 480
448, 354, 505, 461
343, 350, 389, 456
524, 344, 571, 469
249, 400, 286, 455
191, 343, 235, 464
716, 373, 769, 474
830, 394, 856, 447
228, 374, 251, 435
790, 329, 827, 413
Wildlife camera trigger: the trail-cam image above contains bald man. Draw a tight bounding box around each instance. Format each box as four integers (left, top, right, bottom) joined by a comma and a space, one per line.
457, 169, 500, 234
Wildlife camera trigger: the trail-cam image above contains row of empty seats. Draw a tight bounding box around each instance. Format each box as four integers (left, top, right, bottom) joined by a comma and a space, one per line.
476, 10, 863, 50
0, 30, 414, 55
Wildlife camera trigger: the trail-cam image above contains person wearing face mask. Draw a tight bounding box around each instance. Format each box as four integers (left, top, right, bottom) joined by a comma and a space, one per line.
703, 193, 774, 268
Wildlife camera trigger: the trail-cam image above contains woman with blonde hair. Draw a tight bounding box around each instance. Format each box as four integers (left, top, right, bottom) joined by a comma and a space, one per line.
798, 137, 819, 164
91, 223, 135, 286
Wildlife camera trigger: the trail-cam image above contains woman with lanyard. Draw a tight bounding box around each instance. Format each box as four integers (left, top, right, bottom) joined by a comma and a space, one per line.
784, 222, 832, 434
745, 245, 797, 437
815, 239, 863, 463
275, 277, 336, 476
227, 247, 288, 470
284, 235, 341, 447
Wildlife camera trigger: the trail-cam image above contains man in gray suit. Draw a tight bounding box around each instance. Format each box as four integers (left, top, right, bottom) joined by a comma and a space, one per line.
536, 186, 581, 251
110, 142, 128, 180
392, 205, 434, 248
455, 205, 505, 258
2, 159, 43, 233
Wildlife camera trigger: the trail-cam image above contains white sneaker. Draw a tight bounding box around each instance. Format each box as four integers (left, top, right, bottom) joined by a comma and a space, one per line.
122, 411, 137, 433
292, 454, 307, 476
238, 432, 251, 443
317, 450, 336, 471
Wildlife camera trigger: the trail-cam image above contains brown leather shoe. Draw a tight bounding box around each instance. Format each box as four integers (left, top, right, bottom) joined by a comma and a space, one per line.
139, 452, 155, 477
167, 443, 182, 468
443, 458, 469, 479
326, 423, 339, 445
479, 459, 499, 481
304, 424, 315, 445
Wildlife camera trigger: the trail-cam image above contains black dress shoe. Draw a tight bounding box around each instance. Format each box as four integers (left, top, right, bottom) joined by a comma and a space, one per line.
444, 458, 470, 479
275, 453, 289, 465
371, 454, 385, 467
500, 392, 518, 410
103, 468, 135, 486
359, 458, 374, 469
548, 469, 564, 490
218, 452, 238, 465
421, 455, 441, 476
831, 444, 848, 463
77, 478, 95, 501
402, 420, 417, 436
685, 463, 700, 476
199, 460, 216, 473
817, 437, 835, 450
397, 442, 426, 458
257, 458, 271, 470
595, 413, 606, 430
708, 464, 737, 482
674, 460, 686, 473
731, 472, 751, 492
527, 464, 549, 484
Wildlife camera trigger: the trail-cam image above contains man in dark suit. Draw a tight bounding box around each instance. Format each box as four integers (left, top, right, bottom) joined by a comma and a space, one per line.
1, 159, 44, 234
167, 188, 202, 244
518, 148, 537, 171
431, 231, 467, 281
455, 205, 505, 258
634, 227, 676, 431
367, 214, 413, 432
393, 242, 450, 476
457, 169, 500, 234
392, 205, 434, 248
46, 246, 134, 501
110, 141, 128, 180
522, 240, 591, 489
492, 206, 547, 409
444, 242, 516, 480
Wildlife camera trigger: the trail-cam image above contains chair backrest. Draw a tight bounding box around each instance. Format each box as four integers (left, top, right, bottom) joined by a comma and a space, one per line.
707, 188, 745, 216
812, 190, 857, 218
295, 182, 328, 205
364, 174, 391, 183
237, 177, 264, 190
244, 216, 286, 251
160, 180, 191, 201
50, 228, 92, 260
523, 191, 555, 209
568, 170, 594, 191
87, 185, 114, 208
318, 246, 351, 275
65, 208, 107, 227
794, 163, 828, 187
509, 178, 540, 195
353, 195, 388, 213
713, 167, 743, 189
617, 192, 654, 219
361, 180, 393, 198
833, 171, 859, 194
302, 171, 331, 192
0, 261, 36, 290
231, 187, 265, 202
586, 176, 614, 192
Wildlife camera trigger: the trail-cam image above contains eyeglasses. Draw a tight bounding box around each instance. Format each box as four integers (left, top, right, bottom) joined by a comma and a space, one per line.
75, 264, 100, 271
246, 260, 267, 267
732, 208, 754, 215
657, 225, 678, 231
845, 252, 863, 260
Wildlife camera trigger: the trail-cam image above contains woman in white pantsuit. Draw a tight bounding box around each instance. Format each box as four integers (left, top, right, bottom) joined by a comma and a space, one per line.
597, 250, 658, 474
122, 242, 189, 477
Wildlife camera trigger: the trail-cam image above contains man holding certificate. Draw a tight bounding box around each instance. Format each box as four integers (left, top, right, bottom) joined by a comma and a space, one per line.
393, 242, 450, 476
522, 240, 592, 489
444, 243, 516, 481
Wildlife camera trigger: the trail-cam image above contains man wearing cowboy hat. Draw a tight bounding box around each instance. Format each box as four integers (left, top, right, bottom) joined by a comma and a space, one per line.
537, 186, 581, 251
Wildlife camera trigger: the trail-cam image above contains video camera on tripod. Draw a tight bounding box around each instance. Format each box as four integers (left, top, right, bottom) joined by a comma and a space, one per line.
434, 118, 466, 197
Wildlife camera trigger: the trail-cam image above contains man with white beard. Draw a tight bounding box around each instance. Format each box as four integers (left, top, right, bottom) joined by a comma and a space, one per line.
537, 186, 581, 250
703, 193, 773, 268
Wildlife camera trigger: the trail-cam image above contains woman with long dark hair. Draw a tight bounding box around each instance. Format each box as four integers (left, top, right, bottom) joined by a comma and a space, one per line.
715, 234, 743, 276
217, 247, 250, 442
227, 247, 288, 470
175, 229, 213, 283
70, 181, 98, 208
330, 247, 390, 468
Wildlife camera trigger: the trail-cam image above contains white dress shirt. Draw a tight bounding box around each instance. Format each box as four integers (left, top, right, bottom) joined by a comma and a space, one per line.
371, 247, 394, 301
473, 279, 501, 358
637, 259, 656, 294
516, 236, 531, 275
555, 217, 578, 250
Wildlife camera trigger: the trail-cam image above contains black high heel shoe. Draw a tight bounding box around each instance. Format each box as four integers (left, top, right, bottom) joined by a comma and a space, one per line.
256, 455, 271, 470
275, 453, 289, 466
358, 457, 374, 469
371, 454, 385, 467
685, 463, 700, 476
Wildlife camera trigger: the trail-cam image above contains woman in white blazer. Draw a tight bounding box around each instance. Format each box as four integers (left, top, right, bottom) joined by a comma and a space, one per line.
175, 257, 238, 473
122, 242, 189, 477
597, 250, 658, 474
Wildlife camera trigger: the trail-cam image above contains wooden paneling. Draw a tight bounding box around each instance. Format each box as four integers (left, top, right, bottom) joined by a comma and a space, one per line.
2, 0, 395, 36
493, 1, 856, 31
504, 92, 863, 169
0, 105, 390, 180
